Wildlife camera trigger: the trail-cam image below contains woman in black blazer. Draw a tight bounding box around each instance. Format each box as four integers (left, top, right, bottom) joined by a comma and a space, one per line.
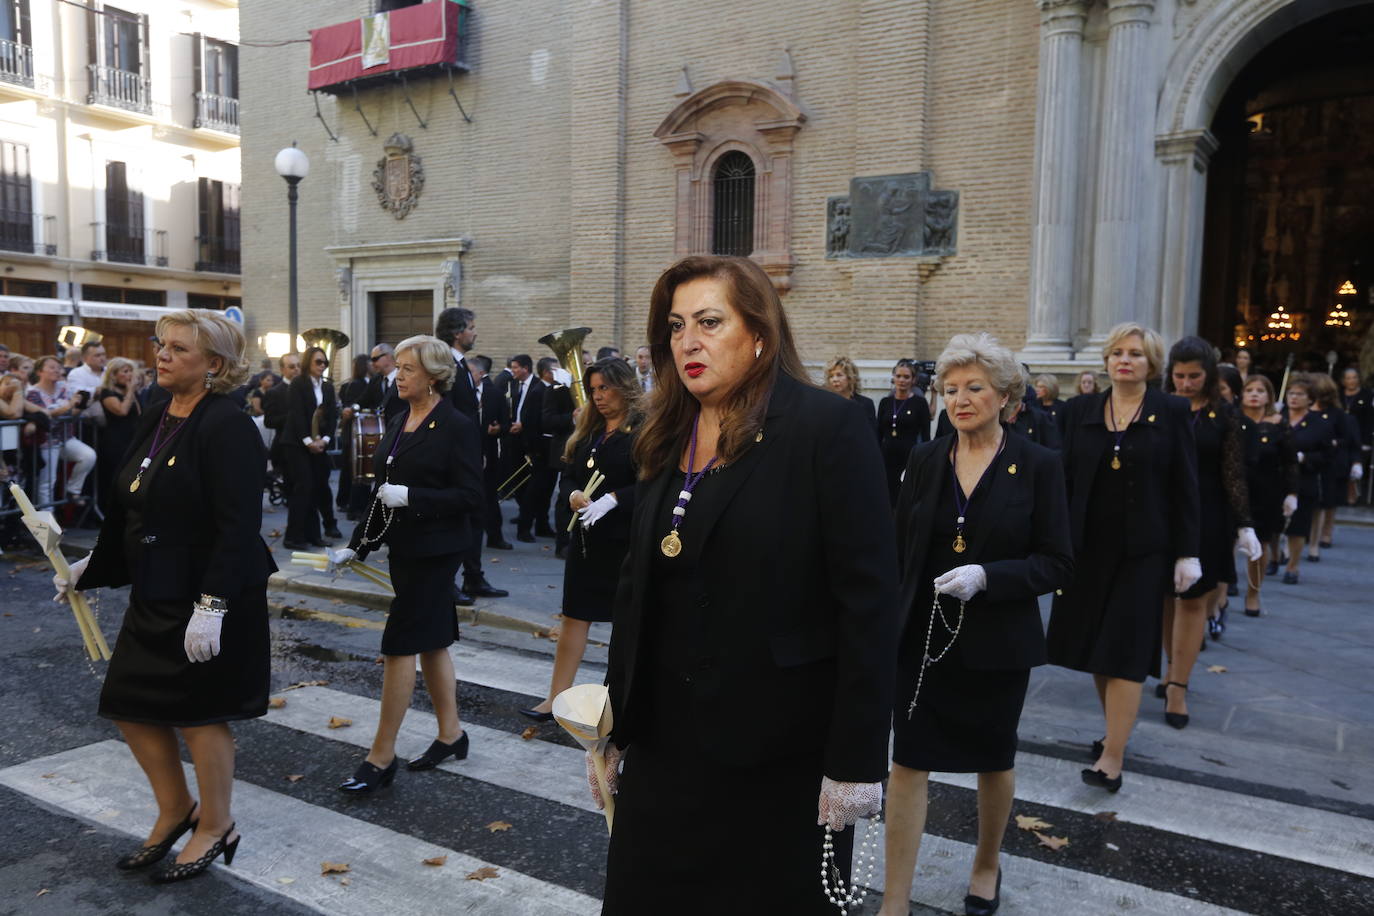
332, 335, 484, 792
281, 346, 340, 549
598, 256, 898, 914
877, 358, 932, 506
1277, 375, 1333, 584
881, 334, 1072, 916
826, 355, 877, 432
57, 310, 274, 882
521, 358, 642, 721
1046, 323, 1201, 793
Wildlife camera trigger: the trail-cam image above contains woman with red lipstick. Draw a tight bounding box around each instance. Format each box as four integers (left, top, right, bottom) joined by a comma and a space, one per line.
597, 255, 897, 913
878, 359, 932, 506
1047, 323, 1201, 792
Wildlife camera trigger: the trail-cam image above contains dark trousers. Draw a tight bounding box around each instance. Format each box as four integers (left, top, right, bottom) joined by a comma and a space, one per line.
336, 440, 353, 509
520, 466, 558, 535
284, 445, 335, 542
482, 458, 504, 543
552, 462, 572, 550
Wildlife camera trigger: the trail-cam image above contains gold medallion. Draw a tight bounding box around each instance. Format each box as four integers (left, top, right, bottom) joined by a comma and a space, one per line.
660, 531, 683, 558
1208, 410, 1216, 419
891, 430, 897, 437
1007, 463, 1017, 475
1111, 455, 1122, 470
953, 534, 966, 554
167, 456, 176, 467
1147, 414, 1156, 423
129, 476, 141, 493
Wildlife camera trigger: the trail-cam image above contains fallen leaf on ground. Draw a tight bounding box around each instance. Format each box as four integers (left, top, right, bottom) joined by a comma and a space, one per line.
339, 877, 351, 886
1093, 811, 1118, 823
466, 866, 500, 881
1034, 831, 1070, 851
283, 680, 329, 691
36, 889, 49, 897
286, 774, 304, 783
423, 855, 448, 867
268, 529, 282, 538
375, 656, 385, 664
520, 726, 537, 741
276, 877, 295, 885
268, 697, 287, 709
327, 716, 352, 729
1015, 814, 1053, 832
321, 861, 350, 875
40, 773, 56, 779
1206, 665, 1227, 674
1106, 842, 1120, 851
486, 820, 512, 832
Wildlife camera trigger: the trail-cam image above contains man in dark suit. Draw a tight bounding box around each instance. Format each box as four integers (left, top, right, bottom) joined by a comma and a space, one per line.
470, 354, 513, 549
358, 343, 405, 425
520, 357, 561, 541
504, 354, 538, 541
435, 308, 507, 602
540, 364, 576, 557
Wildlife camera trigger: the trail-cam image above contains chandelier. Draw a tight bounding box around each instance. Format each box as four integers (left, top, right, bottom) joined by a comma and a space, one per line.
1261, 307, 1299, 341
1325, 304, 1352, 328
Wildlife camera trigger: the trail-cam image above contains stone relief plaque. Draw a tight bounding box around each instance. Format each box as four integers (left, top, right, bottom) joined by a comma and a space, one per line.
826, 171, 958, 259
372, 132, 425, 220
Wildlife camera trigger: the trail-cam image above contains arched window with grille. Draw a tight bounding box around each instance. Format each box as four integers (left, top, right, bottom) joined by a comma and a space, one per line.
711, 151, 755, 257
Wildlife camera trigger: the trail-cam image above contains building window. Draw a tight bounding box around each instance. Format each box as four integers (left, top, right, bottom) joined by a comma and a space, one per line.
372, 290, 435, 345
187, 293, 241, 311
711, 152, 755, 257
377, 0, 425, 11
81, 284, 165, 306
192, 35, 239, 133
0, 276, 55, 297
196, 179, 240, 273
0, 140, 33, 253
103, 160, 145, 264
87, 5, 151, 113
0, 0, 34, 87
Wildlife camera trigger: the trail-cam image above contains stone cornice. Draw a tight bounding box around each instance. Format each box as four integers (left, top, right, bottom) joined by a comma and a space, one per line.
323, 237, 473, 264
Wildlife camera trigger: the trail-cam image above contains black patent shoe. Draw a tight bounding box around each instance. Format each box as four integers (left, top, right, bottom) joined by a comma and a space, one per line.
407, 733, 469, 771
1081, 767, 1123, 793
1265, 560, 1279, 576
116, 802, 198, 870
1164, 682, 1190, 729
464, 578, 509, 598
338, 756, 398, 793
150, 823, 239, 884
1090, 737, 1105, 759
1244, 606, 1262, 617
964, 869, 1002, 916
1282, 571, 1299, 585
1306, 553, 1321, 563
519, 707, 555, 723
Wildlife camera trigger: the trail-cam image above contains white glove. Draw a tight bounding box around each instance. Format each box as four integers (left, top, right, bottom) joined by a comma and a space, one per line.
932, 564, 987, 602
1235, 527, 1262, 562
52, 554, 90, 603
183, 608, 223, 663
586, 743, 623, 810
1282, 494, 1298, 517
1296, 451, 1305, 464
817, 776, 883, 832
1352, 463, 1364, 482
378, 483, 409, 508
1174, 557, 1202, 594
577, 493, 618, 529
328, 547, 356, 572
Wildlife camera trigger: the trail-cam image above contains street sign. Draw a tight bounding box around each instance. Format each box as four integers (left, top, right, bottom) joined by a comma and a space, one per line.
224, 306, 244, 325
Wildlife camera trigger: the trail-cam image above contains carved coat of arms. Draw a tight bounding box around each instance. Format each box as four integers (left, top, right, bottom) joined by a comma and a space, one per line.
372, 133, 424, 219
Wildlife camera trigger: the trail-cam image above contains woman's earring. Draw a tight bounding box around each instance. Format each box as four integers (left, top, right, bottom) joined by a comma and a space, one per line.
203, 371, 214, 390
428, 385, 434, 397
755, 343, 763, 360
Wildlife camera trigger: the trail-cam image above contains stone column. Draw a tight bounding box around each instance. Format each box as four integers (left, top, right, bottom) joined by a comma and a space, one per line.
1083, 0, 1157, 353
1154, 129, 1219, 343
1023, 0, 1088, 360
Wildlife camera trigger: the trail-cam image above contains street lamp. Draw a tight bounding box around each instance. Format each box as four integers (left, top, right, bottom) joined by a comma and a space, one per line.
274, 142, 310, 349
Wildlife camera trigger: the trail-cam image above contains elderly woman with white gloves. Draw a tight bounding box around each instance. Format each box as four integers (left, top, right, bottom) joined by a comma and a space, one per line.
879, 334, 1073, 916
54, 309, 274, 883
330, 334, 484, 793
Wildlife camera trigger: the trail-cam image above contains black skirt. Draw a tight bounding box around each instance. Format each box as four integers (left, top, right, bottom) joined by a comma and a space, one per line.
383, 552, 461, 656
562, 532, 628, 623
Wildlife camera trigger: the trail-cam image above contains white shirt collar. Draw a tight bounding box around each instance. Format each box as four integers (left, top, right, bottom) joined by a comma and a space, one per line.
451, 346, 465, 364
386, 367, 398, 383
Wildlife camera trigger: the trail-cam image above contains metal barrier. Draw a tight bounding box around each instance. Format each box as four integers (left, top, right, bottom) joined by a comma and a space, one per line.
0, 415, 102, 527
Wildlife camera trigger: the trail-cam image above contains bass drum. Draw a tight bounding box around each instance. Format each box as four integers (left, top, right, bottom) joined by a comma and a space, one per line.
352, 410, 385, 480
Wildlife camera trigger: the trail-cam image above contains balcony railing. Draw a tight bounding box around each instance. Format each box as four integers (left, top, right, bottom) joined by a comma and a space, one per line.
87, 64, 151, 114
195, 235, 240, 273
0, 39, 34, 88
0, 209, 57, 255
90, 222, 168, 266
194, 91, 239, 134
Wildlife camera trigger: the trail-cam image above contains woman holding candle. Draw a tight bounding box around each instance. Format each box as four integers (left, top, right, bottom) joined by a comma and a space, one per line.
54, 309, 274, 881
879, 334, 1072, 916
521, 358, 642, 722
1046, 323, 1200, 791
331, 335, 484, 790
596, 255, 897, 913
877, 358, 932, 506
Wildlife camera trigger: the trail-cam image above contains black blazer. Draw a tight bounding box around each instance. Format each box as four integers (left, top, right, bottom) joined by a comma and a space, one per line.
475, 378, 509, 466
541, 383, 576, 468
359, 372, 407, 425
558, 425, 637, 541
895, 429, 1072, 670
607, 374, 898, 783
283, 374, 338, 446
81, 394, 276, 602
448, 355, 479, 423
1060, 388, 1200, 560
518, 380, 550, 465
349, 399, 483, 560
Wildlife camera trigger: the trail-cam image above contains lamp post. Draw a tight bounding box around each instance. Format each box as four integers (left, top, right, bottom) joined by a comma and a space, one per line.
274, 143, 310, 349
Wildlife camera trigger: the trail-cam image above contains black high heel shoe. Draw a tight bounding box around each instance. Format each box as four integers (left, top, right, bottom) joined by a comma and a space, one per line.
1090, 737, 1105, 759
116, 802, 198, 870
517, 707, 554, 723
964, 868, 1002, 916
338, 756, 398, 793
1154, 681, 1167, 699
1244, 606, 1262, 617
1164, 681, 1190, 729
407, 732, 469, 771
150, 823, 239, 884
1081, 767, 1123, 793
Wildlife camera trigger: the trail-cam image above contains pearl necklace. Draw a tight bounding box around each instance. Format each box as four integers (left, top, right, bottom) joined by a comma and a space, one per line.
821, 816, 880, 911
906, 587, 966, 719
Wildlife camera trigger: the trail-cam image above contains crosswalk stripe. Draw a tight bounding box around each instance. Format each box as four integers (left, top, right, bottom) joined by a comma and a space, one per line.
431, 642, 602, 699
262, 686, 1254, 915
0, 739, 601, 916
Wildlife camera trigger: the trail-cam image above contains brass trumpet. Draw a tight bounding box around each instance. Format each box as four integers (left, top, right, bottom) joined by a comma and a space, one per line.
539, 326, 592, 411
496, 456, 533, 499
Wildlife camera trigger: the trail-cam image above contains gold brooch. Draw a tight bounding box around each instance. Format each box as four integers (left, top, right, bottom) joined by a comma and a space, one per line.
1208, 410, 1216, 418
1055, 589, 1063, 596
167, 456, 176, 467
1261, 436, 1269, 443
1007, 463, 1017, 475
428, 420, 436, 429
1147, 414, 1156, 423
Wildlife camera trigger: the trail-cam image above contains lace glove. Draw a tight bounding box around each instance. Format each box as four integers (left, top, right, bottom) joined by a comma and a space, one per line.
327, 547, 356, 573
818, 776, 882, 832
1235, 527, 1263, 562
585, 743, 623, 810
1282, 494, 1298, 517
933, 564, 987, 602
183, 595, 226, 663
1352, 463, 1364, 482
1173, 557, 1202, 594
577, 493, 618, 529
52, 554, 90, 603
378, 483, 409, 508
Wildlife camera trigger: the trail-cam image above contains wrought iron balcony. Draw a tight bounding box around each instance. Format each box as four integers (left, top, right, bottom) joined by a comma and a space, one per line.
87, 64, 152, 114
0, 209, 57, 255
90, 222, 168, 267
194, 91, 239, 134
0, 39, 34, 88
195, 235, 240, 273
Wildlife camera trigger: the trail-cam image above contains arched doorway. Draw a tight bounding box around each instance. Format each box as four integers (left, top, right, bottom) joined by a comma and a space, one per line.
1198, 5, 1374, 380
